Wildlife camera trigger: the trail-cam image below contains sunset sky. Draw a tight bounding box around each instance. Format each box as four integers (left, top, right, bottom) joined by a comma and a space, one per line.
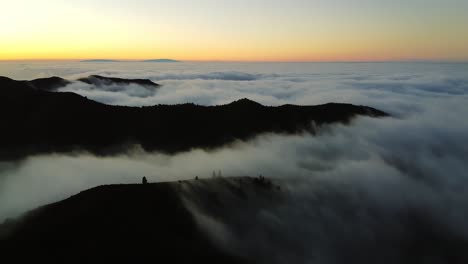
1, 0, 467, 62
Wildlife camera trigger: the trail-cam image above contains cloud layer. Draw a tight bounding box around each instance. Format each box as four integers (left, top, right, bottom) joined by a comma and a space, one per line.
182, 98, 468, 263
49, 62, 468, 115
1, 61, 468, 262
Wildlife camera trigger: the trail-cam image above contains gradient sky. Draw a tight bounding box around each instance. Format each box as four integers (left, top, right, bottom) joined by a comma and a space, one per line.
1, 0, 467, 61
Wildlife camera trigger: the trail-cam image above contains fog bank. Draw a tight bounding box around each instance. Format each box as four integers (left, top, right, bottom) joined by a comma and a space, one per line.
1, 62, 467, 262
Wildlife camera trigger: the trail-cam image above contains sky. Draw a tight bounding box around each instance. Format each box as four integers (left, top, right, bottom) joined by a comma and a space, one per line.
1, 0, 468, 61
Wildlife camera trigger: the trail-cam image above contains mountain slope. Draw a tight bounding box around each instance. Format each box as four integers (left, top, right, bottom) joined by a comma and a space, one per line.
77, 75, 160, 88
2, 177, 467, 263
0, 179, 250, 263
0, 76, 388, 160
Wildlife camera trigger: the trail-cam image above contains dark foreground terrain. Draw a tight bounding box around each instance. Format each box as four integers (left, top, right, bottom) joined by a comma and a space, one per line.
1, 177, 468, 264
0, 177, 276, 263
0, 76, 387, 160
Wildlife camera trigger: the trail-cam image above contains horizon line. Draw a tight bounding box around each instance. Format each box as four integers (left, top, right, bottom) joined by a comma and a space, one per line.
1, 59, 468, 63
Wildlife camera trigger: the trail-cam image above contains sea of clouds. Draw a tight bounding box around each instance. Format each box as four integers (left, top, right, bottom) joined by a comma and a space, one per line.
0, 61, 467, 262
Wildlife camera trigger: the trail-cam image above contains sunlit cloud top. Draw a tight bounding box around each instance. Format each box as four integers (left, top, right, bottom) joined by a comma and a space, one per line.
1, 0, 467, 61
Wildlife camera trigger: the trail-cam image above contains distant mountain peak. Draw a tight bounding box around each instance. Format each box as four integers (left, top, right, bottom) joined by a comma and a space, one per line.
228, 98, 264, 107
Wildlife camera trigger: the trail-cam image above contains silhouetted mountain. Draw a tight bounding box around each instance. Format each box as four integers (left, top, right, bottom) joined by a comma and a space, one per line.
0, 76, 387, 160
0, 178, 253, 262
28, 76, 71, 91
0, 76, 70, 92
0, 75, 159, 93
142, 59, 180, 62
77, 75, 160, 88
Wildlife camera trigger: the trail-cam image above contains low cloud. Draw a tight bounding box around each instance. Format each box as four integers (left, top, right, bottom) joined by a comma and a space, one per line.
1, 62, 468, 262
0, 97, 467, 263
181, 98, 468, 263
150, 71, 278, 81
46, 63, 468, 116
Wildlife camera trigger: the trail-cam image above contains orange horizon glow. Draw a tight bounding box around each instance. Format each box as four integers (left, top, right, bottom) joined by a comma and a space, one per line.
1, 0, 467, 62
2, 57, 467, 63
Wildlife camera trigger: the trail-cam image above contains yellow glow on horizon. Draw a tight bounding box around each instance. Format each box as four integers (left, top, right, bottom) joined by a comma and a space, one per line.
1, 0, 467, 62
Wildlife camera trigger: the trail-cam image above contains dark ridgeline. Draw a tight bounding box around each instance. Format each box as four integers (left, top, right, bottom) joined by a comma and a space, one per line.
0, 76, 387, 160
0, 76, 70, 92
28, 76, 71, 91
0, 180, 249, 263
78, 75, 160, 88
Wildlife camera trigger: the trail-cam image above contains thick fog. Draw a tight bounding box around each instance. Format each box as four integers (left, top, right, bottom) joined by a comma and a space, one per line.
182, 98, 468, 263
2, 61, 467, 113
0, 61, 468, 262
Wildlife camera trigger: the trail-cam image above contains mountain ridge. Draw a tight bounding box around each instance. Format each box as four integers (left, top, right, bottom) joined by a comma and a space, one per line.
0, 76, 388, 160
77, 75, 160, 88
0, 178, 253, 262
